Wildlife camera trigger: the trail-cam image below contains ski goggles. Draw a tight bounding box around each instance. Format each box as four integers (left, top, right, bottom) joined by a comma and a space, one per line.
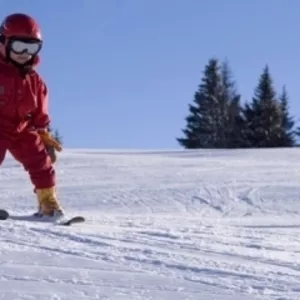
8, 39, 42, 55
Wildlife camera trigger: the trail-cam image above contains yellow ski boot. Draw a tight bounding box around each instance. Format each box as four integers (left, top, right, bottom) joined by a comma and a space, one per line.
35, 187, 64, 219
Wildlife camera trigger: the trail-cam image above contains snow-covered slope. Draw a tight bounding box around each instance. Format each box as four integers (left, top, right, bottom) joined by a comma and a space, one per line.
0, 148, 299, 299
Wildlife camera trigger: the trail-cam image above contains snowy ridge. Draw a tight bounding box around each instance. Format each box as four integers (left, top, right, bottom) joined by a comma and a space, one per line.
0, 148, 299, 299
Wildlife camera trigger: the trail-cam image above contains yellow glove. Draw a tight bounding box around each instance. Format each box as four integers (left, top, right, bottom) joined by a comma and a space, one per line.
38, 130, 62, 152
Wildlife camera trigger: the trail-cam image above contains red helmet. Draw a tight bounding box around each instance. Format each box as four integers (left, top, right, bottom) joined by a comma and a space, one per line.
0, 13, 42, 41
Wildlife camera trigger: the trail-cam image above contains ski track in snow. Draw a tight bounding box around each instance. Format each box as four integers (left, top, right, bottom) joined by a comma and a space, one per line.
0, 148, 300, 299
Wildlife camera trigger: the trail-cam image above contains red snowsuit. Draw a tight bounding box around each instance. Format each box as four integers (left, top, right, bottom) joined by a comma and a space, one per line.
0, 55, 55, 189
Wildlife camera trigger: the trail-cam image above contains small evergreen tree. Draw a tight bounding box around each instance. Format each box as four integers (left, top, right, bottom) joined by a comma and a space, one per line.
277, 86, 295, 146
241, 102, 257, 147
53, 129, 63, 145
295, 124, 300, 145
178, 58, 247, 149
177, 58, 222, 148
215, 59, 230, 148
243, 65, 283, 147
219, 60, 245, 148
48, 126, 63, 145
227, 95, 251, 147
45, 127, 63, 163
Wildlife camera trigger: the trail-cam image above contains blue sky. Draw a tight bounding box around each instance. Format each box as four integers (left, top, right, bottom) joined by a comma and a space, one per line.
2, 0, 300, 149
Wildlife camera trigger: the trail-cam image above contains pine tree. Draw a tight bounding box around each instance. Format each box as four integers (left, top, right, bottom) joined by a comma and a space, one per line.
177, 58, 222, 148
277, 86, 295, 146
228, 95, 251, 147
54, 129, 63, 145
241, 102, 257, 147
219, 60, 246, 148
295, 125, 300, 145
243, 65, 283, 147
48, 126, 63, 145
46, 127, 63, 163
216, 60, 230, 148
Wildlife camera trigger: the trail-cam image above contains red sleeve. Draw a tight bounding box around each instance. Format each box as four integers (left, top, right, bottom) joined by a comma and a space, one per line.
33, 81, 51, 129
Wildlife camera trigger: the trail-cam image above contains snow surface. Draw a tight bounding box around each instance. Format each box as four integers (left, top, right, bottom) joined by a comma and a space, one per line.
0, 148, 300, 299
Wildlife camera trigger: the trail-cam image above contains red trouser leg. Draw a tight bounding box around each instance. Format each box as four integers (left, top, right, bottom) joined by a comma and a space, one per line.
0, 141, 7, 166
9, 130, 56, 189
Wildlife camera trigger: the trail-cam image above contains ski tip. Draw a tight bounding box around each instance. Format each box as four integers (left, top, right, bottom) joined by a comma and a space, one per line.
0, 209, 9, 220
59, 216, 85, 226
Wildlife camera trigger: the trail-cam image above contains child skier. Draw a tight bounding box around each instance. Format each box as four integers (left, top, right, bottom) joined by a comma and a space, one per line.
0, 13, 64, 218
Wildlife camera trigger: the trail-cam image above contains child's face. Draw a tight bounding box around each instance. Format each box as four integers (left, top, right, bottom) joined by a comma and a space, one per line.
10, 51, 32, 64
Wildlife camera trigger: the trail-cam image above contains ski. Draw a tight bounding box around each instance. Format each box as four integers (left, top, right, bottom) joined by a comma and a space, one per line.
58, 215, 85, 226
0, 209, 85, 226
